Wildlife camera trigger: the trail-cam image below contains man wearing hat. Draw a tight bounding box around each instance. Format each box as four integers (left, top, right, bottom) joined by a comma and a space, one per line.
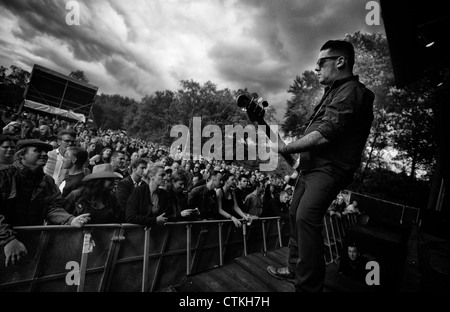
0, 139, 90, 267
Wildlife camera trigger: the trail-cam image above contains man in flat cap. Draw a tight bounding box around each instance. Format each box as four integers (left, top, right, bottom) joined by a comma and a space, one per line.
0, 139, 90, 267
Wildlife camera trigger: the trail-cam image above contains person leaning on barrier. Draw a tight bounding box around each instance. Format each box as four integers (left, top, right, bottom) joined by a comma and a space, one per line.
125, 163, 173, 226
342, 200, 360, 215
116, 157, 148, 221
243, 181, 264, 217
260, 190, 290, 222
166, 168, 200, 221
0, 139, 90, 267
215, 172, 257, 228
63, 164, 122, 224
327, 193, 347, 218
59, 146, 90, 198
187, 170, 223, 220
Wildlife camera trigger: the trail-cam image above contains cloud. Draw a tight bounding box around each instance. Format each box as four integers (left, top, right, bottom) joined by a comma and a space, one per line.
0, 0, 385, 121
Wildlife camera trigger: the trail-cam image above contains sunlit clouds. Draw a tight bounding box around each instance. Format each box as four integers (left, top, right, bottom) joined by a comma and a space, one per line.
0, 0, 384, 120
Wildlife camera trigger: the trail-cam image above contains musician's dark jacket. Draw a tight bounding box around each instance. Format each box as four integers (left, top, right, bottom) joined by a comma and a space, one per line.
300, 75, 374, 181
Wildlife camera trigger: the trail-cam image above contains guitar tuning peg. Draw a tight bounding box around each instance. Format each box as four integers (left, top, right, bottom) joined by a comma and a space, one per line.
250, 93, 259, 99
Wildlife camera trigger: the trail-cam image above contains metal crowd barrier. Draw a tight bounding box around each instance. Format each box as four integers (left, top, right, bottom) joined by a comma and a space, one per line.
323, 213, 359, 264
0, 217, 288, 292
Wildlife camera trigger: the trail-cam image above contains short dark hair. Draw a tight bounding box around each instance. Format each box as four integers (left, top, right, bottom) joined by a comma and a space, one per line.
67, 146, 88, 166
237, 174, 249, 181
320, 40, 355, 68
172, 168, 189, 183
131, 157, 148, 169
249, 181, 261, 192
57, 129, 76, 139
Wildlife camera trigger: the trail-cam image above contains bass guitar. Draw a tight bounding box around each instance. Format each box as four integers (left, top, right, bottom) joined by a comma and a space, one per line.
236, 93, 300, 172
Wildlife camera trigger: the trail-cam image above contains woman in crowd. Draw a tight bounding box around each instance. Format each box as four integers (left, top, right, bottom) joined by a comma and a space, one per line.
63, 163, 121, 224
89, 146, 113, 166
215, 172, 253, 228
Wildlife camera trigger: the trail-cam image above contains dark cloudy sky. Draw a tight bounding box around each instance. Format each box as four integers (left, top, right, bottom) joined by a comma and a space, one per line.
0, 0, 385, 120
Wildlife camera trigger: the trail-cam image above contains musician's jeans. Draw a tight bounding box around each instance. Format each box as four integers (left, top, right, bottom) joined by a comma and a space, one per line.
287, 167, 347, 292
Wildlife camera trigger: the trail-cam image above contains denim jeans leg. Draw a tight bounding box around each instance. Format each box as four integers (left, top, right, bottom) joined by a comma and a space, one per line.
294, 169, 343, 292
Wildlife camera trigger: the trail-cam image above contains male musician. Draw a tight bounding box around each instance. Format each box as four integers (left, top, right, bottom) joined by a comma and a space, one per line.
267, 40, 374, 292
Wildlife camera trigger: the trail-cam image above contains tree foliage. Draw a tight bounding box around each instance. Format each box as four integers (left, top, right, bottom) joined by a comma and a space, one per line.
93, 94, 138, 130
0, 65, 30, 107
281, 71, 322, 139
69, 70, 89, 83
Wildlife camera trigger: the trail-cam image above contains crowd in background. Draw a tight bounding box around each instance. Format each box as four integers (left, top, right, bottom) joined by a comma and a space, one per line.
1, 106, 297, 228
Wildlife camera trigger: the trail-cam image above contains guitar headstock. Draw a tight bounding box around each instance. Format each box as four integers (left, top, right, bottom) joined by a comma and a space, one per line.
236, 93, 269, 124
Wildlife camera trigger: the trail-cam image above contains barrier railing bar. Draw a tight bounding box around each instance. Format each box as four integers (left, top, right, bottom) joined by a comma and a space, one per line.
12, 218, 282, 231
349, 191, 421, 211
332, 215, 343, 249
189, 226, 208, 274
5, 217, 285, 292
28, 230, 50, 292
186, 224, 192, 275
142, 227, 151, 292
323, 216, 333, 265
328, 216, 340, 262
77, 228, 92, 292
261, 220, 267, 253
276, 219, 282, 248
218, 223, 223, 266
0, 266, 107, 290
151, 228, 171, 292
400, 206, 405, 225
242, 223, 248, 256
99, 227, 124, 292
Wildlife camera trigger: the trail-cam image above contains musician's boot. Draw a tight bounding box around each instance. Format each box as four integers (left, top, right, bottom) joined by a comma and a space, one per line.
266, 266, 295, 283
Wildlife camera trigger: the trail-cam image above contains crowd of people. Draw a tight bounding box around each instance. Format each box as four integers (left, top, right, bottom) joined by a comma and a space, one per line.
1, 105, 295, 266
2, 39, 375, 293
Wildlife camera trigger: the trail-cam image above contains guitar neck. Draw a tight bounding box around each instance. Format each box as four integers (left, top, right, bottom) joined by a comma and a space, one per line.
257, 120, 297, 169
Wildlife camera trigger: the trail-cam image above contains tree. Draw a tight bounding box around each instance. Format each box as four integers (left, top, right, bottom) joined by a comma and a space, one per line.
281, 71, 322, 139
0, 65, 31, 108
387, 77, 439, 180
69, 70, 89, 83
93, 94, 138, 130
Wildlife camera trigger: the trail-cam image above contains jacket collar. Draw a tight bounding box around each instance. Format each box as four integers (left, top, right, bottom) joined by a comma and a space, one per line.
325, 75, 359, 92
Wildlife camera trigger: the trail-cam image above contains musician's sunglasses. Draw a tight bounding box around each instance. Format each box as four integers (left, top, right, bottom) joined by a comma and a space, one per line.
316, 56, 342, 68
